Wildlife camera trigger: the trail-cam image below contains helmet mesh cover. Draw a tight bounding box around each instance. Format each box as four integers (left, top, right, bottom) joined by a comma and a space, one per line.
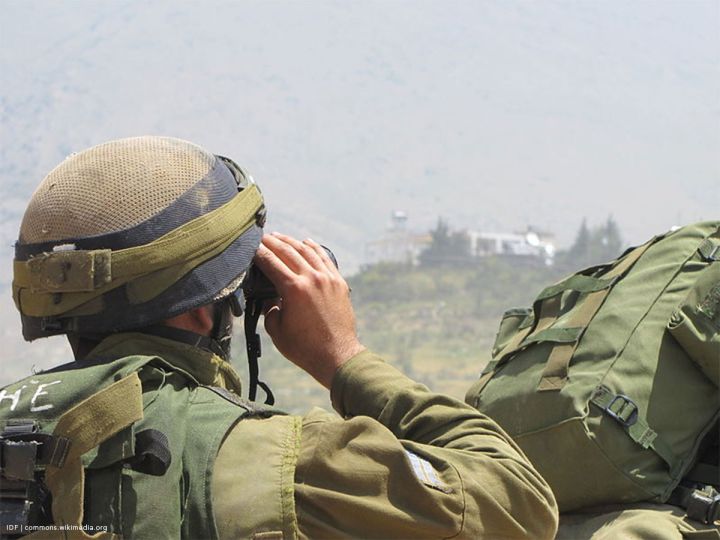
20, 136, 215, 243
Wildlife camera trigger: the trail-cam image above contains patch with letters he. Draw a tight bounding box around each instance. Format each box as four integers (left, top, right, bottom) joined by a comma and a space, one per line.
404, 450, 452, 493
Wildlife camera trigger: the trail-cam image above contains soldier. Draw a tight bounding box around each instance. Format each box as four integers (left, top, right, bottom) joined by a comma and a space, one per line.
1, 136, 558, 539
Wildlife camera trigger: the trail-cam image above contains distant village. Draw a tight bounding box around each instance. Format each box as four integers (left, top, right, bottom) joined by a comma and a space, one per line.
365, 211, 557, 267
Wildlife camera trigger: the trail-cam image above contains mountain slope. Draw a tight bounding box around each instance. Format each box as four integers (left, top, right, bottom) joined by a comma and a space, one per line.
1, 0, 717, 383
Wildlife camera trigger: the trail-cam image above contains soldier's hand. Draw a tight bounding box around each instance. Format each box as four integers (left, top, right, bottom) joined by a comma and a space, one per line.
253, 233, 365, 389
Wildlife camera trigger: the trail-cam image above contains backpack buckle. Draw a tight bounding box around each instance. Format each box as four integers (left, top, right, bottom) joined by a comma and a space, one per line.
1, 421, 40, 537
699, 239, 720, 261
686, 487, 720, 525
705, 244, 720, 261
605, 394, 639, 427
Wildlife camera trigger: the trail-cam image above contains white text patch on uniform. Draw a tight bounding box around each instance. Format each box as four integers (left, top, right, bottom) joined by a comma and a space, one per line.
404, 450, 452, 493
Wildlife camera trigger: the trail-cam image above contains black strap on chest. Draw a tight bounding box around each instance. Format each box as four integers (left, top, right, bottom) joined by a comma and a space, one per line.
669, 483, 720, 525
121, 429, 171, 477
668, 425, 720, 525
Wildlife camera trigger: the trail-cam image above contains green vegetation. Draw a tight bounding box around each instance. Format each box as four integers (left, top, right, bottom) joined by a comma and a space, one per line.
234, 256, 565, 415
349, 258, 566, 400
558, 216, 623, 270
418, 218, 472, 267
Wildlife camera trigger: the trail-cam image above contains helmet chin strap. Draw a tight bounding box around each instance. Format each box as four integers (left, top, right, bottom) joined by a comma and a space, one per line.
211, 297, 235, 361
141, 298, 237, 362
107, 296, 275, 405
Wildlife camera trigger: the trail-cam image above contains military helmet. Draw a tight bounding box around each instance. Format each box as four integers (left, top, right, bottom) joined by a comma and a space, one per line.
13, 136, 265, 341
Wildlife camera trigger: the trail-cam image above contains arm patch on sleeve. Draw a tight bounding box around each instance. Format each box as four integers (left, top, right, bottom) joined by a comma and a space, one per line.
404, 450, 453, 493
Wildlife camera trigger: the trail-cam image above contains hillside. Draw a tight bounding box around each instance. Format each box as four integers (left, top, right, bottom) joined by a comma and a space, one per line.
1, 0, 717, 399
231, 254, 567, 414
2, 2, 718, 273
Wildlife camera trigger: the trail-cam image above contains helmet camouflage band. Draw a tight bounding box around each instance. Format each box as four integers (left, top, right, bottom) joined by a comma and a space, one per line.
13, 136, 265, 341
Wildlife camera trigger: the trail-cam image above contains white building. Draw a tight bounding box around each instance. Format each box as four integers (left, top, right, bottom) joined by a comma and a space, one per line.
469, 229, 555, 264
364, 211, 431, 265
365, 213, 556, 266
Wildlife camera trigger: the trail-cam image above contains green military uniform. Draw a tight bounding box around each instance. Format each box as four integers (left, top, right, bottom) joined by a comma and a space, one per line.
557, 503, 720, 539
1, 333, 558, 539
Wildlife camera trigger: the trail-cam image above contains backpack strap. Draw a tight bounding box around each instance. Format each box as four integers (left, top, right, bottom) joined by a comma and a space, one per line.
536, 238, 656, 391
473, 289, 567, 395
590, 385, 680, 476
475, 237, 659, 397
26, 372, 143, 539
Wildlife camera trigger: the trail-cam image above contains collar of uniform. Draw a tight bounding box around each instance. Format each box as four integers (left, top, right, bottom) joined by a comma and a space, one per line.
87, 332, 244, 394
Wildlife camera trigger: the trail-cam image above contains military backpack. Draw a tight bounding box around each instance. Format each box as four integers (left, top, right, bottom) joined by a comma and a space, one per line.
465, 221, 719, 522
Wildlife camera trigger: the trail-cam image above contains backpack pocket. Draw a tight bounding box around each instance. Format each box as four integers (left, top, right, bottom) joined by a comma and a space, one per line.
491, 307, 533, 357
668, 262, 719, 387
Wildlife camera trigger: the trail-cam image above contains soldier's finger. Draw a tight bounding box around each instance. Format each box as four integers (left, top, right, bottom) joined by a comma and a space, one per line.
254, 242, 296, 289
270, 232, 326, 273
303, 238, 340, 275
261, 234, 313, 275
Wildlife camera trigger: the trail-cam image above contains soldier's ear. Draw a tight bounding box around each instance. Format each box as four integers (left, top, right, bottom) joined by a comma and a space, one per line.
165, 305, 215, 336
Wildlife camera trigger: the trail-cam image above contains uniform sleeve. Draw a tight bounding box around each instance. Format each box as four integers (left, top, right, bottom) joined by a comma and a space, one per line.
294, 350, 559, 539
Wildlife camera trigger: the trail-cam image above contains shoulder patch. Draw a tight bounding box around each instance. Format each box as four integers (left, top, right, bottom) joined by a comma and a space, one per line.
404, 450, 453, 493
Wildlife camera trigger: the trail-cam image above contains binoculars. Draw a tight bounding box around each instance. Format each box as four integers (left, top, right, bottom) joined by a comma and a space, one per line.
242, 245, 338, 303
241, 245, 338, 404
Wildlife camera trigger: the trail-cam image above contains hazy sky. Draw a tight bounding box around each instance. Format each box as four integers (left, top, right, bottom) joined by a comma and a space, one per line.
2, 2, 718, 252
0, 0, 718, 379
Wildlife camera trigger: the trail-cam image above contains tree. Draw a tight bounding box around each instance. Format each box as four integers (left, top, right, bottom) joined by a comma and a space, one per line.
601, 216, 623, 258
418, 218, 472, 267
567, 218, 591, 262
560, 217, 624, 269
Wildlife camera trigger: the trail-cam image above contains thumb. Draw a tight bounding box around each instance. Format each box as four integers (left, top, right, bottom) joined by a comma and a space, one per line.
263, 303, 281, 339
